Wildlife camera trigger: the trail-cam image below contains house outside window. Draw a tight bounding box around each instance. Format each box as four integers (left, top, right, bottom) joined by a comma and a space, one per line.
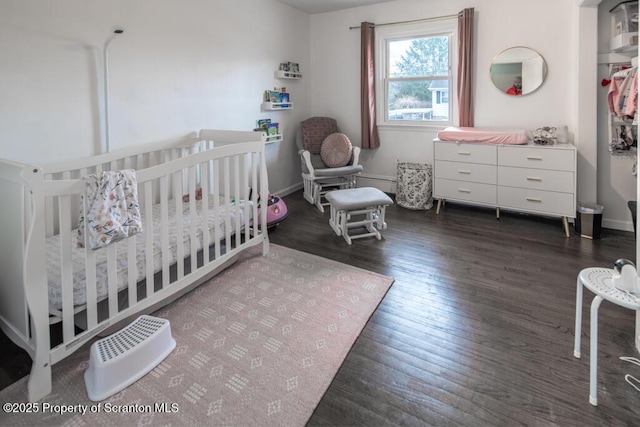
376, 19, 457, 127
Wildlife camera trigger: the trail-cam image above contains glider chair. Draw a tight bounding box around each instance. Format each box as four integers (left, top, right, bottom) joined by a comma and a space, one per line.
296, 117, 363, 212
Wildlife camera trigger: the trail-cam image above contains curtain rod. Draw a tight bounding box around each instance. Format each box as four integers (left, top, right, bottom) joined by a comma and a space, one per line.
349, 13, 458, 30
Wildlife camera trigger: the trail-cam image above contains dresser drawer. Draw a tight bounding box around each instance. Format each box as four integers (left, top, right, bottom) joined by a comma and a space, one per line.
498, 145, 575, 171
435, 178, 496, 205
498, 186, 575, 217
435, 142, 497, 165
435, 160, 497, 185
498, 166, 574, 193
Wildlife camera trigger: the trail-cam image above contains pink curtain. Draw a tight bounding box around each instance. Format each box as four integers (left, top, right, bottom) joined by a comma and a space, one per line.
457, 8, 475, 127
361, 22, 380, 149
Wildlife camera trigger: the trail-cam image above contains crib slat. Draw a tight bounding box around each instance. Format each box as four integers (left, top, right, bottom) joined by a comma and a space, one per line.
240, 153, 248, 244
107, 243, 118, 319
200, 163, 210, 263
85, 247, 98, 330
45, 179, 54, 237
232, 155, 241, 249
223, 158, 232, 248
144, 181, 154, 299
188, 167, 198, 272
160, 175, 170, 289
244, 154, 249, 239
252, 151, 260, 237
127, 233, 137, 308
58, 195, 75, 342
173, 171, 184, 281
213, 159, 221, 260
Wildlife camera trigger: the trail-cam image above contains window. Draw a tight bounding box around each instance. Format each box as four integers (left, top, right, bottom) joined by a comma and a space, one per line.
376, 20, 457, 127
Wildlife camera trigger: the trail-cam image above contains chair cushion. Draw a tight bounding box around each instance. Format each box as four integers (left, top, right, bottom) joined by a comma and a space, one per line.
314, 164, 363, 177
321, 133, 353, 167
300, 117, 339, 154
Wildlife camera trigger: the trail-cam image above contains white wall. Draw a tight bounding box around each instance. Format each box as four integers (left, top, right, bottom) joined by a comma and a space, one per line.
310, 0, 577, 176
0, 0, 310, 194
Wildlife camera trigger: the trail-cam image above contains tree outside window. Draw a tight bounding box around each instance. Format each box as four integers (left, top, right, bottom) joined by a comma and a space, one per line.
387, 35, 450, 122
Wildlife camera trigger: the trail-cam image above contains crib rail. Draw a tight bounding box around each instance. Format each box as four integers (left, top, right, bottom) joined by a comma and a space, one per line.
42, 135, 215, 237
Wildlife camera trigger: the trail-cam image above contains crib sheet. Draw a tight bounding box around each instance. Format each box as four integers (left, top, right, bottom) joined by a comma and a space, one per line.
46, 197, 249, 310
436, 127, 528, 145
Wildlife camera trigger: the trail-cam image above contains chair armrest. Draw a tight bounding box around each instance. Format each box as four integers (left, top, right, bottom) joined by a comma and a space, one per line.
352, 146, 361, 166
298, 149, 315, 176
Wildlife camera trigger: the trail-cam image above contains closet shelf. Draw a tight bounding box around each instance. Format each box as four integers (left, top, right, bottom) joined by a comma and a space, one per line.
610, 32, 638, 55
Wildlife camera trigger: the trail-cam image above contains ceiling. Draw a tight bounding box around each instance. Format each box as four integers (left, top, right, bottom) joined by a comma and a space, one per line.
277, 0, 397, 14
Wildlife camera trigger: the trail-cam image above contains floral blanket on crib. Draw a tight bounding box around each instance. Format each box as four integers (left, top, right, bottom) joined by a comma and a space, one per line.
75, 169, 142, 250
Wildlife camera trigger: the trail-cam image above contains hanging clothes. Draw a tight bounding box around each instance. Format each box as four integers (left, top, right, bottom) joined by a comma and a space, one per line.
608, 67, 637, 118
625, 72, 638, 120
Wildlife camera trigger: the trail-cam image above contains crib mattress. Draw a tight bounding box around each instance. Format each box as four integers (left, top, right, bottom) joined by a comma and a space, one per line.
46, 197, 250, 310
436, 127, 528, 145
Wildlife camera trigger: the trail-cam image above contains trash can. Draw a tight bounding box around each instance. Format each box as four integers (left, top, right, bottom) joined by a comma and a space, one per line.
575, 202, 604, 239
396, 162, 433, 210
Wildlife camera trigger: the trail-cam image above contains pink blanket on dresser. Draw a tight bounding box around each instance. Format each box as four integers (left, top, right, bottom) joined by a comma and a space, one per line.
436, 127, 528, 145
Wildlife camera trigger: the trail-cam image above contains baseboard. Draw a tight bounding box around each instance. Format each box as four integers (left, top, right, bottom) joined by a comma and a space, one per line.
602, 218, 635, 232
274, 182, 303, 197
357, 174, 397, 193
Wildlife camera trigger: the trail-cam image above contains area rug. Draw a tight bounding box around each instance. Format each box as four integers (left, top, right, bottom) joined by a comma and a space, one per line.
0, 244, 393, 426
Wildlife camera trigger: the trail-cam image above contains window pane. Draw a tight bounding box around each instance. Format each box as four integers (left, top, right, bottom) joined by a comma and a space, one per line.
387, 79, 449, 121
389, 35, 449, 78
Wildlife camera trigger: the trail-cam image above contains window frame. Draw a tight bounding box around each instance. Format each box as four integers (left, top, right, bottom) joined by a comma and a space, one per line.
375, 19, 458, 129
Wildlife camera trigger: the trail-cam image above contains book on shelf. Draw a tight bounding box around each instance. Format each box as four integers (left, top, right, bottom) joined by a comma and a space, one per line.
269, 90, 281, 103
267, 122, 279, 135
257, 119, 271, 131
279, 93, 290, 103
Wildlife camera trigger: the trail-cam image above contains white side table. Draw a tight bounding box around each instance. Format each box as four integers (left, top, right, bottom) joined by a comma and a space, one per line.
573, 267, 640, 406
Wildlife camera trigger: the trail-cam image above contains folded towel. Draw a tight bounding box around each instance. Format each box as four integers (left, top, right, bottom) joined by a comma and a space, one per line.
76, 169, 142, 250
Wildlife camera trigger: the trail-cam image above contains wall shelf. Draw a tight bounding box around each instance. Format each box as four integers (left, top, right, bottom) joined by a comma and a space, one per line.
261, 133, 283, 144
262, 102, 293, 111
275, 70, 302, 79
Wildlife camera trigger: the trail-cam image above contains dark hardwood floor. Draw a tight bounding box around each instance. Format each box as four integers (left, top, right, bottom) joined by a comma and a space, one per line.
267, 191, 638, 426
0, 189, 637, 425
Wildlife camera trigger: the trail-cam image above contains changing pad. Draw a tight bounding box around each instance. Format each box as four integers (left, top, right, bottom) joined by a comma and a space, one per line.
436, 127, 528, 145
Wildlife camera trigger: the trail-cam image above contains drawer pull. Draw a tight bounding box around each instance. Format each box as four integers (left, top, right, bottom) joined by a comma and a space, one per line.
526, 177, 542, 181
526, 197, 542, 202
526, 156, 543, 161
458, 170, 471, 174
458, 151, 471, 156
458, 188, 471, 193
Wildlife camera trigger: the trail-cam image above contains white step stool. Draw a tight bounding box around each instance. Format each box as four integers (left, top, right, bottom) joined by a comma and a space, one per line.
84, 315, 176, 401
325, 187, 393, 245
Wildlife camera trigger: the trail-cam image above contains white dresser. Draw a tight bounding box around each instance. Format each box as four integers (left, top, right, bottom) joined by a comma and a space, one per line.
433, 140, 577, 236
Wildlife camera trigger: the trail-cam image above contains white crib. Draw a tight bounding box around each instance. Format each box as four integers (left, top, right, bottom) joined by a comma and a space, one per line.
0, 129, 269, 402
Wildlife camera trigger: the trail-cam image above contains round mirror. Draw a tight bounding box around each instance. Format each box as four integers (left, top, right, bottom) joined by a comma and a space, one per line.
490, 47, 547, 96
